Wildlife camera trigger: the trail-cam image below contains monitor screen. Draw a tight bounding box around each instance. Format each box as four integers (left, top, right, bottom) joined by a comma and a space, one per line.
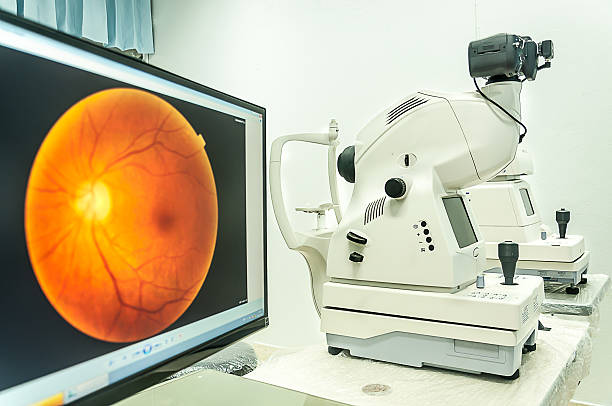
442, 196, 478, 249
519, 188, 535, 216
0, 13, 266, 406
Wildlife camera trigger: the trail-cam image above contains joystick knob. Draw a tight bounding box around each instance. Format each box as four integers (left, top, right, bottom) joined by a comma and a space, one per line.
556, 208, 570, 239
385, 178, 406, 199
498, 241, 519, 285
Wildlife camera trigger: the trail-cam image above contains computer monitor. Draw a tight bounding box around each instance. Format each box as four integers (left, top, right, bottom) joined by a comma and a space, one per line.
0, 11, 267, 406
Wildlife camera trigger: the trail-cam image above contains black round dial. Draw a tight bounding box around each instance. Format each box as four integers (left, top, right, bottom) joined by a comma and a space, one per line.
385, 178, 406, 199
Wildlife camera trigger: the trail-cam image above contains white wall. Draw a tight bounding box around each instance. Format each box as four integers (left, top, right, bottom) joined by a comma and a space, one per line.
150, 1, 612, 404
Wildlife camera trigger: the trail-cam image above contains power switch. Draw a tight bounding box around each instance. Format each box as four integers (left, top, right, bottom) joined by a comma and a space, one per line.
349, 252, 364, 263
347, 231, 367, 245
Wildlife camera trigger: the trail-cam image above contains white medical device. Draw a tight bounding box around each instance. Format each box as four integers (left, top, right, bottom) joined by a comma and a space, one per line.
271, 33, 553, 378
465, 147, 589, 294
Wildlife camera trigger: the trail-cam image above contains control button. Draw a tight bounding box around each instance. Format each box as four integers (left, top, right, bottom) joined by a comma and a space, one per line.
428, 245, 434, 251
426, 237, 432, 243
473, 247, 480, 258
420, 221, 427, 227
349, 252, 364, 262
423, 229, 430, 235
347, 231, 367, 245
384, 178, 407, 199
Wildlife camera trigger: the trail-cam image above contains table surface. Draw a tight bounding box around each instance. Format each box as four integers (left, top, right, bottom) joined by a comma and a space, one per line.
246, 316, 591, 406
543, 273, 610, 316
115, 369, 350, 406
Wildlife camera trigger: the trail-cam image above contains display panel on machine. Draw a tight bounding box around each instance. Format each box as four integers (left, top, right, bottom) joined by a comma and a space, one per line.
0, 13, 265, 405
442, 196, 478, 248
519, 188, 535, 216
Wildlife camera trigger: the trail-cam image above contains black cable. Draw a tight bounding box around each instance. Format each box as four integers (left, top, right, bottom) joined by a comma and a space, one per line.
473, 78, 527, 142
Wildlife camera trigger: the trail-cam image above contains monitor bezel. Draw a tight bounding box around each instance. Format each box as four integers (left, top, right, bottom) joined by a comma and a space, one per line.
0, 10, 268, 405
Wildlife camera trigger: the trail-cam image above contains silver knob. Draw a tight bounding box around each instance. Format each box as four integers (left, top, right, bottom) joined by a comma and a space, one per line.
476, 275, 485, 289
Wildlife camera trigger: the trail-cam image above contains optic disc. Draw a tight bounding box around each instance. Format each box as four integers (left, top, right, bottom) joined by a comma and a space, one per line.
74, 181, 111, 221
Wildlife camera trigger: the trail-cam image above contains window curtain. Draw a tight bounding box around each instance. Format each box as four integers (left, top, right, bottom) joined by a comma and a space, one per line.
0, 0, 154, 54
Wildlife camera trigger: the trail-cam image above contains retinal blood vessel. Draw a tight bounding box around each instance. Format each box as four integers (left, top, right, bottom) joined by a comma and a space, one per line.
24, 88, 218, 343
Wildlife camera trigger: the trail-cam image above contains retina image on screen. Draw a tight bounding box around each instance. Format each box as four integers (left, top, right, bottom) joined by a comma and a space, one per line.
519, 188, 535, 216
442, 196, 478, 248
0, 17, 264, 404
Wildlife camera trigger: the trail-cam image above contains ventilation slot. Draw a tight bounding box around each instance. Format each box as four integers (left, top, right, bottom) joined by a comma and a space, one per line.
521, 306, 529, 324
532, 297, 540, 314
386, 96, 428, 125
364, 196, 386, 225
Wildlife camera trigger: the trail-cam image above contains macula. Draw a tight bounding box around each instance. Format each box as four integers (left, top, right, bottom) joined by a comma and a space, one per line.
25, 88, 218, 343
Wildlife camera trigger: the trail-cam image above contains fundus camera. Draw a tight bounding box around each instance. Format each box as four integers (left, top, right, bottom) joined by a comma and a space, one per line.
468, 33, 554, 81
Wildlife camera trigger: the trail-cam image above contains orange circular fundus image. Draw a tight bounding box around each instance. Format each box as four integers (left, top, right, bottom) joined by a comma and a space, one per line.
24, 88, 218, 343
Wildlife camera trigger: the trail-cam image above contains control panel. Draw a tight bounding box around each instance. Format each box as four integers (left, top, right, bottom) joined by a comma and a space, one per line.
414, 219, 434, 253
457, 274, 540, 305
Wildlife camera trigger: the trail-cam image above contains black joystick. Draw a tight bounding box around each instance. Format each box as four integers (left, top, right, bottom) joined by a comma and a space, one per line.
498, 241, 519, 285
556, 208, 570, 239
